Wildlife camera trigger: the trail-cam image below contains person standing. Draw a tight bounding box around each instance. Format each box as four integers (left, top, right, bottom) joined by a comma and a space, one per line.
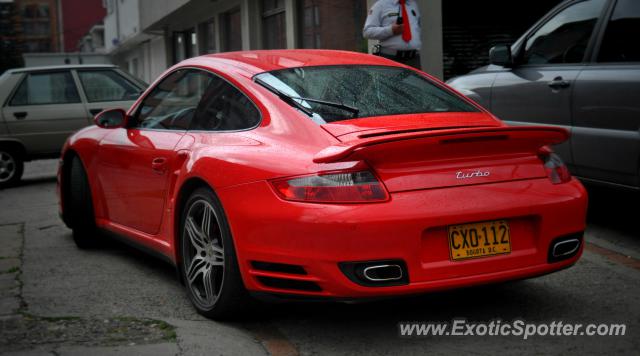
363, 0, 422, 69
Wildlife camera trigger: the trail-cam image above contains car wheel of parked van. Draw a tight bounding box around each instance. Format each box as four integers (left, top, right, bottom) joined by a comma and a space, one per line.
0, 149, 23, 189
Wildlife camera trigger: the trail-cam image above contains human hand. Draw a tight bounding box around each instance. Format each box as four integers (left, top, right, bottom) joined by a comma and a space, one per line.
391, 23, 403, 35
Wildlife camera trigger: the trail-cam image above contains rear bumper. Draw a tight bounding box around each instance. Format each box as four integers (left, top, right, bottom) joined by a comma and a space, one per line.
218, 177, 587, 298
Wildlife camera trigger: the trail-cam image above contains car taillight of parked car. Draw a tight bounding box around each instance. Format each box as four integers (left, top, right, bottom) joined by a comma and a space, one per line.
539, 147, 572, 184
271, 170, 389, 203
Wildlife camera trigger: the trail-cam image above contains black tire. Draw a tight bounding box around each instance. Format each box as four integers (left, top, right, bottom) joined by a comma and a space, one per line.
0, 148, 24, 189
68, 156, 98, 248
179, 187, 251, 320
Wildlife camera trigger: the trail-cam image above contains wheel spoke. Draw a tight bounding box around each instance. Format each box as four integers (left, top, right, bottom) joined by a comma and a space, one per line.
185, 217, 206, 251
203, 266, 215, 302
211, 244, 224, 257
201, 204, 212, 237
186, 256, 207, 284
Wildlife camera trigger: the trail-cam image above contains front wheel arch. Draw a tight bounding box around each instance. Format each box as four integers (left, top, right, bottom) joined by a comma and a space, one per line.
60, 150, 80, 228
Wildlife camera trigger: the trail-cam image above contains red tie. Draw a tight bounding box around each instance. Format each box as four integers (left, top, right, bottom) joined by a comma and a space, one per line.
400, 0, 412, 42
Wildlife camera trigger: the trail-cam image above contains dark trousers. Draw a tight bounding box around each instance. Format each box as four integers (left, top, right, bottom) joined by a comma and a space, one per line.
377, 53, 422, 70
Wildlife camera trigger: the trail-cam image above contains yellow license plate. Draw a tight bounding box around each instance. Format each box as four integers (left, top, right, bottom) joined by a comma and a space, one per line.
448, 220, 511, 261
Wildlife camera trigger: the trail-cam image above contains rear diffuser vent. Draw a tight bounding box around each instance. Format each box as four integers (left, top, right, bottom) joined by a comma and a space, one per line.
251, 261, 307, 275
257, 277, 322, 292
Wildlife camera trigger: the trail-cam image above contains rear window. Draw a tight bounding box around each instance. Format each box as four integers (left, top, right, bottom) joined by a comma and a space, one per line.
254, 65, 478, 123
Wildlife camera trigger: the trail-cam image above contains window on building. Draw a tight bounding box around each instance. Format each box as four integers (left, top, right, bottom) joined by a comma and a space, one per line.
261, 0, 286, 49
10, 71, 80, 106
597, 0, 640, 63
521, 0, 607, 65
199, 19, 217, 54
173, 29, 197, 63
189, 30, 198, 57
173, 33, 187, 63
23, 22, 50, 36
297, 0, 367, 52
78, 70, 141, 102
221, 7, 242, 52
133, 69, 213, 130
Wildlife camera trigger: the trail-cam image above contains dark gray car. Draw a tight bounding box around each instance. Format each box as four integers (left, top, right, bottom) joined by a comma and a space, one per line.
448, 0, 640, 190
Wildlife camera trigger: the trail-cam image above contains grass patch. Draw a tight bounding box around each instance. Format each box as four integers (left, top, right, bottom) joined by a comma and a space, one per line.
1, 266, 20, 274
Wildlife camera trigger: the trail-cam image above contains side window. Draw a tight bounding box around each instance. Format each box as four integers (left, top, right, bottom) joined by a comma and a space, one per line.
521, 0, 607, 65
598, 0, 640, 63
77, 70, 141, 102
190, 76, 260, 131
133, 69, 213, 130
10, 71, 80, 106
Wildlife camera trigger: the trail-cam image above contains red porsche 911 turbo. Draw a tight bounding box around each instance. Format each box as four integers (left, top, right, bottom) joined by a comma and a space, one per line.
57, 50, 587, 319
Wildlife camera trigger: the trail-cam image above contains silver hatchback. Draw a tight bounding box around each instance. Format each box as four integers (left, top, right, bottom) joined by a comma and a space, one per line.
448, 0, 640, 190
0, 64, 146, 187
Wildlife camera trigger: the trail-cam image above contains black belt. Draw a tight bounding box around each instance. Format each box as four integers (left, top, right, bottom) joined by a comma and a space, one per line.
380, 49, 418, 60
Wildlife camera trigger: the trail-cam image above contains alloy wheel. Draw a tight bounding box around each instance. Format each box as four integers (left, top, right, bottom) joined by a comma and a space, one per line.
0, 151, 16, 183
183, 199, 225, 309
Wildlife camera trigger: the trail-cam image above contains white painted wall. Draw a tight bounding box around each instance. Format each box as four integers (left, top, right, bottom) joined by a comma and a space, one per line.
104, 0, 141, 53
23, 53, 111, 67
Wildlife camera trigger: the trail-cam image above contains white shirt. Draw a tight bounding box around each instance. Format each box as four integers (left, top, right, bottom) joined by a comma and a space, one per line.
363, 0, 422, 52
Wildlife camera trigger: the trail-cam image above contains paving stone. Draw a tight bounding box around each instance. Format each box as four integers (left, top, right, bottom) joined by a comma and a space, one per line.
0, 224, 22, 258
0, 296, 21, 316
0, 259, 20, 274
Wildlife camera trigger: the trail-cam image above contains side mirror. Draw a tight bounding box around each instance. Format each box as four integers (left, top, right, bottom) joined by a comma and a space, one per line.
94, 108, 128, 129
489, 45, 513, 67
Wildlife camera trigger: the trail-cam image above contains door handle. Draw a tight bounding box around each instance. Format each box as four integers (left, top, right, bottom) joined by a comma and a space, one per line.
89, 108, 103, 116
548, 77, 571, 89
151, 157, 168, 173
13, 112, 27, 120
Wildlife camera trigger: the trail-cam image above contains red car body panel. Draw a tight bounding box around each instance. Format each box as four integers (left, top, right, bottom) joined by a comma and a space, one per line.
58, 50, 588, 299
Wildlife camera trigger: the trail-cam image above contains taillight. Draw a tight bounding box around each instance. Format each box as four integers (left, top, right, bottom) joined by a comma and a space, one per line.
539, 149, 571, 184
271, 171, 389, 203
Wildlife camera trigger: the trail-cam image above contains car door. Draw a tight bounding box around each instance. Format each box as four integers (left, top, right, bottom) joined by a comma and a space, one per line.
572, 0, 640, 188
74, 68, 145, 119
96, 68, 213, 235
1, 70, 88, 156
491, 0, 609, 169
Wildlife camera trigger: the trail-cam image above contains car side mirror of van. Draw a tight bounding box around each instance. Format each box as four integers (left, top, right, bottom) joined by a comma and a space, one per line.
489, 45, 513, 67
94, 108, 128, 129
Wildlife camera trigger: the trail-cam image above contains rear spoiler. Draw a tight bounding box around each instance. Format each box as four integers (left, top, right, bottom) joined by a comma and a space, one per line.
313, 126, 569, 163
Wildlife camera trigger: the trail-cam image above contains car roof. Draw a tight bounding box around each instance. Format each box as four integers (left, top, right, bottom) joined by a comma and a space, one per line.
6, 64, 118, 74
181, 49, 406, 78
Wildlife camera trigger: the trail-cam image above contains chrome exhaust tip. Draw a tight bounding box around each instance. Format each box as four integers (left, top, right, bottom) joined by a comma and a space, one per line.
339, 260, 409, 287
552, 238, 581, 258
548, 233, 583, 263
363, 264, 403, 282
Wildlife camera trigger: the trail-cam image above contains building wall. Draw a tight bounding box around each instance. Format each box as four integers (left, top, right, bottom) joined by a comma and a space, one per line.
0, 1, 25, 72
60, 0, 104, 51
442, 0, 563, 79
15, 0, 61, 52
104, 0, 140, 53
22, 52, 110, 66
107, 0, 563, 83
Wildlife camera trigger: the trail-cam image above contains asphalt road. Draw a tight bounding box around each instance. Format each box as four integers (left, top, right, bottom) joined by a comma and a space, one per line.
1, 160, 638, 356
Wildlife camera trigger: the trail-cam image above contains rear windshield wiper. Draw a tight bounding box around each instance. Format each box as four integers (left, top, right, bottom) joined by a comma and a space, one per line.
255, 78, 359, 118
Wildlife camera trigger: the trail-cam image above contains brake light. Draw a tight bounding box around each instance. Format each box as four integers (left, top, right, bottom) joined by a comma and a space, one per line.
539, 149, 571, 184
271, 171, 389, 203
